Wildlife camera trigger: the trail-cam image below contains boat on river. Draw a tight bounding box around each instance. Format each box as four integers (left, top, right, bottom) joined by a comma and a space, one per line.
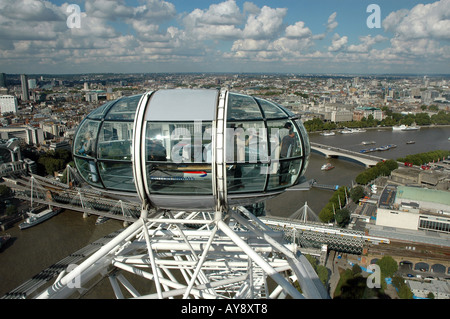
392, 124, 420, 131
340, 128, 366, 134
376, 144, 397, 151
406, 140, 415, 144
362, 141, 376, 145
95, 215, 110, 225
321, 163, 334, 171
19, 207, 62, 230
320, 131, 335, 136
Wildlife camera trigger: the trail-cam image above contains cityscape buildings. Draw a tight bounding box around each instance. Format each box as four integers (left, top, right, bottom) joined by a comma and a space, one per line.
0, 72, 449, 300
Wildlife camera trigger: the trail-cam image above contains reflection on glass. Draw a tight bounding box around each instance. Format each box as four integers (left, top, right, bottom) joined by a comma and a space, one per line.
146, 122, 212, 163
105, 95, 141, 120
74, 120, 100, 158
87, 100, 115, 120
99, 161, 135, 191
227, 93, 263, 120
147, 164, 212, 195
98, 122, 133, 160
227, 163, 267, 194
267, 159, 302, 190
226, 122, 268, 163
296, 119, 310, 175
75, 157, 101, 186
256, 98, 288, 119
267, 120, 302, 159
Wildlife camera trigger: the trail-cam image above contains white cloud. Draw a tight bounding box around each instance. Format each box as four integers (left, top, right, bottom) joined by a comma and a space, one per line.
0, 0, 448, 74
347, 35, 387, 53
383, 0, 450, 40
242, 6, 287, 39
85, 0, 135, 20
328, 33, 348, 52
285, 21, 312, 39
0, 0, 63, 21
182, 0, 243, 40
326, 12, 338, 32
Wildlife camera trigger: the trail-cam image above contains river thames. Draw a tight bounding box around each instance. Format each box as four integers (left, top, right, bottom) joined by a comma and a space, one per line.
0, 126, 449, 297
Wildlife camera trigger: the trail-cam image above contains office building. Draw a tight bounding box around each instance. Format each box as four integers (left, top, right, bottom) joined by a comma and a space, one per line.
20, 74, 29, 101
0, 95, 18, 114
376, 185, 450, 234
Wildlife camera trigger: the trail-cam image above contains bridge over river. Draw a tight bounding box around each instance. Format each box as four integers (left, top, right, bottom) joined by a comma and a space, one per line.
310, 142, 386, 167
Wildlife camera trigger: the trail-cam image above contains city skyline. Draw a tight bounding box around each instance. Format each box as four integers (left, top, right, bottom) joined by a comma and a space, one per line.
0, 0, 449, 75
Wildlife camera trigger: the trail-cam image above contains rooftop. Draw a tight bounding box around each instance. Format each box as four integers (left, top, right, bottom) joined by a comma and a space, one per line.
396, 186, 450, 207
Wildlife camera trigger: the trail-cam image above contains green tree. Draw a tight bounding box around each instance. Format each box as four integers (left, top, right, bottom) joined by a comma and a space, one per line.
319, 204, 335, 223
397, 284, 414, 299
335, 208, 350, 228
350, 186, 365, 203
376, 256, 398, 278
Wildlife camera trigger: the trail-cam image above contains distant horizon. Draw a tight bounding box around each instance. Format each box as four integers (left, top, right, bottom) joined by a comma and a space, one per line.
3, 71, 450, 78
0, 0, 449, 75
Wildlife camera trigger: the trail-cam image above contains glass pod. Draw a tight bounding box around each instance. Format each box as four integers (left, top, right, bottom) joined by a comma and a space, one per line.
73, 89, 310, 211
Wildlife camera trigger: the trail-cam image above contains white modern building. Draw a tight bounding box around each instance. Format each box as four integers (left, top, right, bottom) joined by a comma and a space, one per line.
0, 95, 18, 114
0, 126, 44, 146
376, 185, 450, 234
406, 280, 450, 299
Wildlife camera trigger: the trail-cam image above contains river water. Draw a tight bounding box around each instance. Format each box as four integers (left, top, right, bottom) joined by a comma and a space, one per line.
0, 126, 449, 297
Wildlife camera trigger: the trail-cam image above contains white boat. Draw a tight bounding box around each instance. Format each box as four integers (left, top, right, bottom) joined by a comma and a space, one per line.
392, 125, 406, 131
95, 215, 110, 225
402, 125, 420, 131
362, 141, 376, 145
392, 124, 420, 131
340, 128, 366, 134
320, 131, 335, 136
321, 163, 334, 171
19, 207, 61, 230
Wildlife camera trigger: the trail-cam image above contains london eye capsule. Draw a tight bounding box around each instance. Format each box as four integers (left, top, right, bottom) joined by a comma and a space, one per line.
73, 89, 310, 211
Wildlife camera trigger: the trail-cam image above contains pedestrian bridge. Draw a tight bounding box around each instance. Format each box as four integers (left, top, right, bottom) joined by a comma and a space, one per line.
310, 142, 385, 168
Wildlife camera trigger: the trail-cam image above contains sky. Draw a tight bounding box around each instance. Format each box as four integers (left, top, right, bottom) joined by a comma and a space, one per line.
0, 0, 449, 75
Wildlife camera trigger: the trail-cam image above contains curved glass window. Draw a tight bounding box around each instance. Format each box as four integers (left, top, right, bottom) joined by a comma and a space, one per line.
225, 121, 268, 164
227, 93, 263, 120
74, 157, 101, 187
296, 119, 310, 176
86, 100, 115, 120
227, 163, 267, 193
267, 158, 302, 190
73, 95, 141, 190
146, 122, 212, 163
145, 121, 213, 194
267, 120, 302, 159
74, 120, 100, 158
105, 95, 141, 120
147, 164, 212, 195
99, 161, 135, 191
98, 122, 133, 160
255, 98, 288, 119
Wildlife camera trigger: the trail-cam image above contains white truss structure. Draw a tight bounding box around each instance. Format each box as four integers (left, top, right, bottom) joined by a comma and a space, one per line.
36, 206, 329, 299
